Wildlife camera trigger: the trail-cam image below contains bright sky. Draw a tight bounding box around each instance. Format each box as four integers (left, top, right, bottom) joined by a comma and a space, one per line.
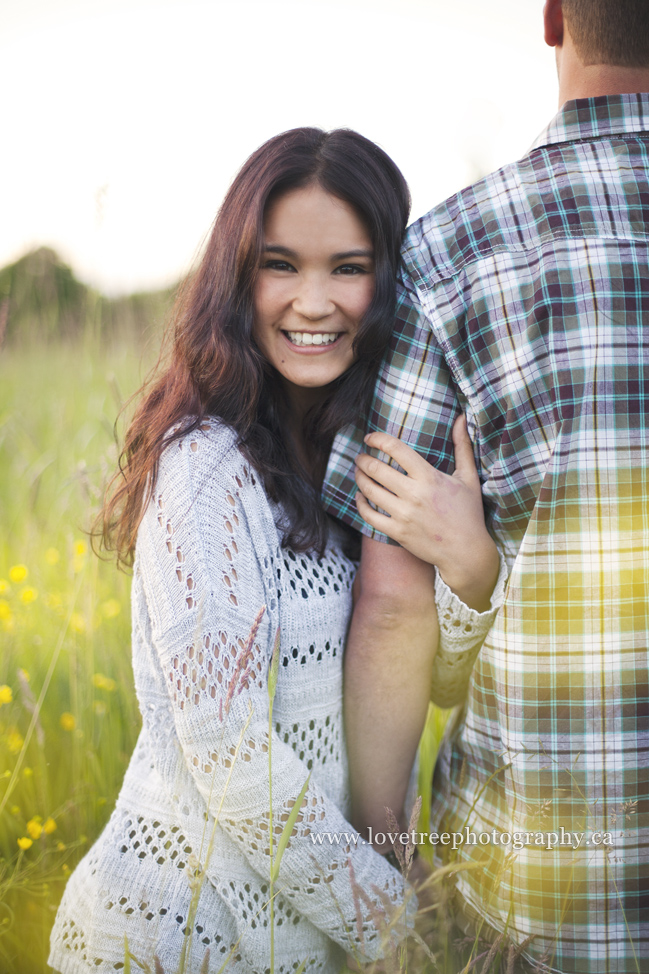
1, 0, 557, 294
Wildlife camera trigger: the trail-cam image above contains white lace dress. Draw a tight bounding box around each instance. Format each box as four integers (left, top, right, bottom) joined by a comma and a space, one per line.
49, 420, 503, 974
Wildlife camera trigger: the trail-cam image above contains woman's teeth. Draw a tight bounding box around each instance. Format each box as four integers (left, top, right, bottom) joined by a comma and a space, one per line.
286, 331, 339, 347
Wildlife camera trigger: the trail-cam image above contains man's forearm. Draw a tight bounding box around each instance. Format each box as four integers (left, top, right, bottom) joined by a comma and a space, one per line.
344, 537, 438, 846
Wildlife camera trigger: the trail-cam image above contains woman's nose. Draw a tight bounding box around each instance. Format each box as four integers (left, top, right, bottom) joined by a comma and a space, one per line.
292, 277, 335, 320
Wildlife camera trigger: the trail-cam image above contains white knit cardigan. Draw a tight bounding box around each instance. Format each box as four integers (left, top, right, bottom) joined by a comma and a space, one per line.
49, 420, 503, 974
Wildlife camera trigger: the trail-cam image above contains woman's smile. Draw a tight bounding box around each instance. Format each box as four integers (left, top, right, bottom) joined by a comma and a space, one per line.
282, 330, 342, 347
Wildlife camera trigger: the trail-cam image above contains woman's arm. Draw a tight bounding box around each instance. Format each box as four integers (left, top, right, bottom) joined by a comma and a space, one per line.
344, 416, 506, 842
343, 537, 437, 842
354, 415, 508, 707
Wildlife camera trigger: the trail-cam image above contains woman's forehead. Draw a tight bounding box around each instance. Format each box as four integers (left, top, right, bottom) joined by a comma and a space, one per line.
263, 185, 372, 259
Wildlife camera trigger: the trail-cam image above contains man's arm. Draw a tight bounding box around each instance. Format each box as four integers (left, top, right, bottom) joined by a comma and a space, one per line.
344, 536, 437, 843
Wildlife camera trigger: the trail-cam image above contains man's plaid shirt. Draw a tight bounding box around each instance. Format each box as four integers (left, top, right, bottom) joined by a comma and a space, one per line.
323, 95, 649, 973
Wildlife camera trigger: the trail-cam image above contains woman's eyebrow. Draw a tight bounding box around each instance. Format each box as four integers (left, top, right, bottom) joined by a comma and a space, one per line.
262, 245, 374, 260
330, 249, 374, 260
263, 244, 298, 257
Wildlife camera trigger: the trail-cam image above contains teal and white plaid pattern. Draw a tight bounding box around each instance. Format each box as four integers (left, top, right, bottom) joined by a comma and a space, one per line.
323, 95, 649, 972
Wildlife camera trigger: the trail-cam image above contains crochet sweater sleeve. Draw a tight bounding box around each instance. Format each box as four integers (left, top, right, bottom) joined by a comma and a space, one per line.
135, 423, 412, 962
431, 553, 508, 709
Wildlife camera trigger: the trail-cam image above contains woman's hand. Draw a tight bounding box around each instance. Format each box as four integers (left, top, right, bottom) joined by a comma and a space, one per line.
354, 415, 499, 612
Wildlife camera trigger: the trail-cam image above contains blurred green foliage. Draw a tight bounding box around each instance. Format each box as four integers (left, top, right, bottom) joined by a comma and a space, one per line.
0, 247, 174, 345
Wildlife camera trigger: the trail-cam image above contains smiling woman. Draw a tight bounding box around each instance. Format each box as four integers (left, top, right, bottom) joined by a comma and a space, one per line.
98, 128, 410, 562
47, 127, 417, 974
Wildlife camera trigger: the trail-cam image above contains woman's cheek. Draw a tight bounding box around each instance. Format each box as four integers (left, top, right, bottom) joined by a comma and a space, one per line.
356, 276, 375, 318
339, 278, 374, 328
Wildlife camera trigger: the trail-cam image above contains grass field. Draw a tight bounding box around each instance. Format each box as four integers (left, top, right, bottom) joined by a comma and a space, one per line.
0, 338, 156, 973
0, 336, 455, 974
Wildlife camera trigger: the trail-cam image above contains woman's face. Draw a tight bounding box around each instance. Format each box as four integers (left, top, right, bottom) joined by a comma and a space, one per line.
253, 184, 375, 399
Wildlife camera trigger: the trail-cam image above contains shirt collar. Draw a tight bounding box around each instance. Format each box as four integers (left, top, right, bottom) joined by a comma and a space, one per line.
530, 92, 649, 151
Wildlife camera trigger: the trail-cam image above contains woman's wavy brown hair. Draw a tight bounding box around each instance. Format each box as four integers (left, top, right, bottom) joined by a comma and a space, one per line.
98, 127, 410, 568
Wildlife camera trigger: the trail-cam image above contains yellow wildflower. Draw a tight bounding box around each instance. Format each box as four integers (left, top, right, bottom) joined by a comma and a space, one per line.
0, 579, 9, 594
45, 547, 60, 565
19, 668, 30, 682
43, 817, 57, 834
56, 841, 66, 851
7, 728, 24, 753
69, 613, 86, 634
60, 712, 76, 732
23, 767, 33, 777
9, 565, 28, 584
27, 818, 43, 840
17, 837, 33, 851
72, 541, 88, 574
0, 600, 12, 620
92, 673, 116, 692
0, 685, 12, 706
20, 587, 38, 604
10, 805, 21, 815
62, 863, 70, 873
100, 598, 121, 619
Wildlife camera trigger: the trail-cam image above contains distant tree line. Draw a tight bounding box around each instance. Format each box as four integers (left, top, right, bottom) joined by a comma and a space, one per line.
0, 248, 175, 346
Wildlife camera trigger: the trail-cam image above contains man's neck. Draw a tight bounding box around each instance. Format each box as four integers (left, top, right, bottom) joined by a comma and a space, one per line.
557, 38, 649, 106
558, 64, 649, 106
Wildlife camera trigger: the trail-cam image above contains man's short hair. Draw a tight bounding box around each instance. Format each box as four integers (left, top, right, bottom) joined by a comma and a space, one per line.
563, 0, 649, 67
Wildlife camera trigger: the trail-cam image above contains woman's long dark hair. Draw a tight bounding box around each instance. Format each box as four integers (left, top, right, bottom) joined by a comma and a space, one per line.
99, 127, 410, 567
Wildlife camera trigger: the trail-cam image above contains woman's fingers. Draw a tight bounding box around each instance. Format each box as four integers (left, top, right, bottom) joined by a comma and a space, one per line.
363, 431, 432, 480
363, 416, 479, 488
355, 490, 400, 538
354, 450, 412, 497
354, 465, 402, 517
451, 414, 479, 484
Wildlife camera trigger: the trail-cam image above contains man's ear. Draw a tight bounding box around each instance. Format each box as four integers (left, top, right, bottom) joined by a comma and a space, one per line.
543, 0, 564, 48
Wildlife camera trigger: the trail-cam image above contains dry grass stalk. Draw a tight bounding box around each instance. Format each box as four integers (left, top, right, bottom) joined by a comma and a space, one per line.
220, 604, 266, 721
17, 667, 45, 747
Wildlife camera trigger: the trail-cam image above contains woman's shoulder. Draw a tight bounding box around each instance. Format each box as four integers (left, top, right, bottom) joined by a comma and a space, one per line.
153, 417, 272, 529
138, 417, 273, 579
157, 417, 248, 485
163, 416, 239, 459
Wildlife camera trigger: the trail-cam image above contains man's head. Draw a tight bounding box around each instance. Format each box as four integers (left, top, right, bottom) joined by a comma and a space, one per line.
561, 0, 649, 68
544, 0, 649, 104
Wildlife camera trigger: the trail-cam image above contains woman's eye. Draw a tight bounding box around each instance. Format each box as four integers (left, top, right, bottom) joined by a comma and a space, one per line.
335, 264, 366, 276
263, 259, 295, 272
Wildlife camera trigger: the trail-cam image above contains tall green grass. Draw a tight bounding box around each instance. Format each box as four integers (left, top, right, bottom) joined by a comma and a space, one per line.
0, 338, 152, 974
